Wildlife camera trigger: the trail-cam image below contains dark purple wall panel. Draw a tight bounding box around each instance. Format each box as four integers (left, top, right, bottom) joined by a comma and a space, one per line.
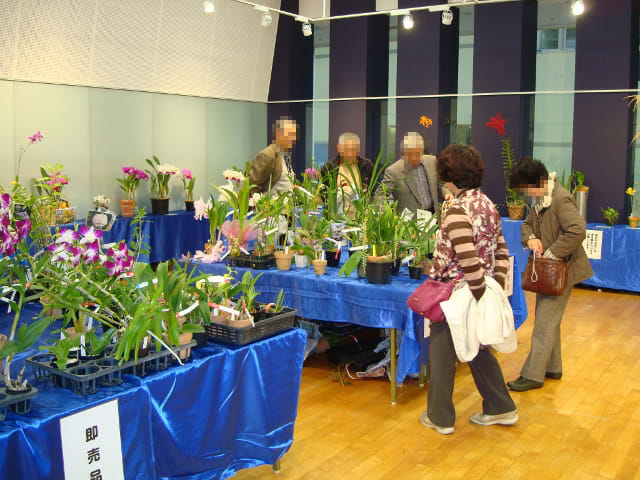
396, 1, 459, 158
329, 0, 388, 160
267, 0, 313, 174
471, 0, 537, 208
572, 0, 639, 221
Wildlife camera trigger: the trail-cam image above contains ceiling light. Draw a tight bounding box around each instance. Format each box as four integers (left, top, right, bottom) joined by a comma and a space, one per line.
441, 8, 453, 25
203, 0, 214, 14
261, 12, 272, 26
571, 0, 585, 15
302, 22, 312, 37
402, 13, 414, 30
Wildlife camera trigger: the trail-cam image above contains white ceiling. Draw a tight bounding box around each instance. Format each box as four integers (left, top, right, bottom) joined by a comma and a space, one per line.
0, 0, 281, 102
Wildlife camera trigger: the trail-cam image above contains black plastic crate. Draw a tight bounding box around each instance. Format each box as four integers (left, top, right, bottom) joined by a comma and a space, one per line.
226, 254, 275, 270
26, 341, 196, 395
205, 308, 296, 346
0, 386, 38, 421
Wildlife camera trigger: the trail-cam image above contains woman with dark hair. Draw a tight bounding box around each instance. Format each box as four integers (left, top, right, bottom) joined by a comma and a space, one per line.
420, 144, 517, 435
506, 157, 593, 392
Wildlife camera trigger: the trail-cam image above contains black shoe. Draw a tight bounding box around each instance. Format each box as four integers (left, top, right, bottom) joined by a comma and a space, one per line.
507, 376, 543, 392
545, 372, 562, 380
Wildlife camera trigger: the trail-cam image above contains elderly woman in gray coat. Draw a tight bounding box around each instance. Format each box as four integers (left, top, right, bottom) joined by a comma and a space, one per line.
507, 157, 594, 392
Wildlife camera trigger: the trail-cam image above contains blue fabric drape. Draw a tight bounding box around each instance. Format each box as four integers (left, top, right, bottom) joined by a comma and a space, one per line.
501, 219, 640, 293
191, 250, 527, 384
54, 210, 210, 263
0, 303, 306, 480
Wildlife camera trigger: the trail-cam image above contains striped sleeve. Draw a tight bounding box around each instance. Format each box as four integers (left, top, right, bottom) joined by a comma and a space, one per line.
444, 206, 485, 301
494, 229, 509, 289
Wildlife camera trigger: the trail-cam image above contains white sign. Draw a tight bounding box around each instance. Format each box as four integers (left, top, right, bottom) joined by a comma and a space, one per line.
505, 256, 515, 297
60, 399, 125, 480
583, 229, 603, 260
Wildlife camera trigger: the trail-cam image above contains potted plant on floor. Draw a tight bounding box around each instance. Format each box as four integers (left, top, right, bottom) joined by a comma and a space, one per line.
486, 113, 526, 220
181, 168, 196, 211
116, 166, 148, 217
145, 156, 179, 215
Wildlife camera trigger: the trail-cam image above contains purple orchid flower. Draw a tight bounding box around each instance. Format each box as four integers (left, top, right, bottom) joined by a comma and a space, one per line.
28, 131, 43, 143
68, 246, 83, 267
84, 240, 100, 264
15, 218, 31, 239
56, 228, 80, 244
0, 193, 10, 209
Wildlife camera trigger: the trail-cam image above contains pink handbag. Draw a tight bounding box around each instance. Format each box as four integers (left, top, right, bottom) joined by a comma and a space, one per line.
406, 279, 455, 323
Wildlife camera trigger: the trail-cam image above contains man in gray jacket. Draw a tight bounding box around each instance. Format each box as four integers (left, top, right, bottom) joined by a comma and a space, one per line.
380, 132, 448, 215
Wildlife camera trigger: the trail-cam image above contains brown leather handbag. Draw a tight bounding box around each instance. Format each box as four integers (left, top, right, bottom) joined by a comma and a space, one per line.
522, 255, 568, 296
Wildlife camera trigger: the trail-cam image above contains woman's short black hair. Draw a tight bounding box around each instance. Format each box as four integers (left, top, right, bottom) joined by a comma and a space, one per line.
509, 157, 549, 189
437, 144, 484, 189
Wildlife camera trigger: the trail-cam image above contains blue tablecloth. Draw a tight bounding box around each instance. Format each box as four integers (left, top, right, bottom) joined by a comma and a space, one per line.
57, 210, 210, 263
0, 303, 306, 480
501, 219, 640, 293
191, 252, 528, 384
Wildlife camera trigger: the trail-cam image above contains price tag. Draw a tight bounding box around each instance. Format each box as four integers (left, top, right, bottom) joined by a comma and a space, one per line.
60, 399, 125, 480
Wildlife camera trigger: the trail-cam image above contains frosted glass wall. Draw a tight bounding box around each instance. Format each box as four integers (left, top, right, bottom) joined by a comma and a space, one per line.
0, 80, 267, 216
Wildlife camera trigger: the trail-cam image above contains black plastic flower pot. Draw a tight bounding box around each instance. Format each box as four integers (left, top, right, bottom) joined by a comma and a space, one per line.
325, 250, 340, 267
391, 258, 401, 276
185, 200, 195, 212
151, 198, 169, 215
366, 260, 392, 285
193, 331, 208, 348
408, 265, 423, 280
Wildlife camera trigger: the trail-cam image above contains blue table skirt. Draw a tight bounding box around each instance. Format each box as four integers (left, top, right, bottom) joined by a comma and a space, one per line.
191, 251, 527, 384
501, 219, 640, 293
0, 303, 306, 480
56, 210, 210, 264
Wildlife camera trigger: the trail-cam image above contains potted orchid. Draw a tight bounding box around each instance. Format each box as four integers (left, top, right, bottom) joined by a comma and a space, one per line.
181, 169, 196, 211
215, 176, 258, 258
116, 166, 148, 217
626, 184, 639, 228
192, 195, 230, 263
33, 164, 73, 225
145, 155, 179, 215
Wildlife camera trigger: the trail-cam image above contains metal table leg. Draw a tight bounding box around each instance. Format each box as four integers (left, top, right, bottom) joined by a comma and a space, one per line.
418, 362, 425, 387
273, 458, 281, 474
390, 328, 397, 404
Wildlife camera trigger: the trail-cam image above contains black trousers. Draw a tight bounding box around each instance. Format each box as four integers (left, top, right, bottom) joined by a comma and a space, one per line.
427, 322, 516, 428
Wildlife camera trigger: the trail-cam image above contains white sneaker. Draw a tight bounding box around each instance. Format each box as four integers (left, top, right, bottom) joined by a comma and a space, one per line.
419, 411, 454, 435
470, 410, 518, 426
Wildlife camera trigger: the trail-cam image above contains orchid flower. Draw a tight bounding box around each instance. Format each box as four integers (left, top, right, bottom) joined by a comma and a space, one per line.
56, 228, 80, 244
78, 226, 103, 244
220, 219, 257, 250
84, 240, 100, 264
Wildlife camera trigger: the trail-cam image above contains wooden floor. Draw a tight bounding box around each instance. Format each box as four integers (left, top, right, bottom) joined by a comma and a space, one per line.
235, 288, 640, 480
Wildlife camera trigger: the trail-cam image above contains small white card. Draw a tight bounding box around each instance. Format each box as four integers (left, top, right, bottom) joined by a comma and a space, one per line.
505, 256, 514, 297
60, 399, 125, 480
583, 229, 603, 260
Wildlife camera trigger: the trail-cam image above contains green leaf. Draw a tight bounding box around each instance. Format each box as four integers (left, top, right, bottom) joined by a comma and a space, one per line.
338, 250, 364, 277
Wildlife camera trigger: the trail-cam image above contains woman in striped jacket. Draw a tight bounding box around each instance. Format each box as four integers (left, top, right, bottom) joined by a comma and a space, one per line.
420, 144, 518, 435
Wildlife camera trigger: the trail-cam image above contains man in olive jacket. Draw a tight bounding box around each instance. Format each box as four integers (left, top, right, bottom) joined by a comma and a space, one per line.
249, 118, 297, 194
506, 158, 593, 392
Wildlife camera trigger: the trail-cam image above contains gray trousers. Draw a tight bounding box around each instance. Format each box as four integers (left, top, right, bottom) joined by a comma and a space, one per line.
520, 286, 573, 383
427, 322, 516, 428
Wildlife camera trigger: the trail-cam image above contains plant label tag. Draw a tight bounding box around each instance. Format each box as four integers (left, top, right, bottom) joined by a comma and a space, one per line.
342, 227, 361, 234
239, 247, 250, 256
60, 399, 125, 480
505, 256, 515, 297
178, 302, 199, 317
349, 245, 368, 252
254, 217, 267, 225
207, 275, 227, 283
220, 250, 230, 260
324, 237, 341, 246
142, 337, 148, 349
265, 227, 278, 236
285, 246, 289, 254
401, 254, 414, 264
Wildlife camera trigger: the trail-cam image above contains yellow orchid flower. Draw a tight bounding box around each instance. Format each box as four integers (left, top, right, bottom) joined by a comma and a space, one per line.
626, 187, 637, 196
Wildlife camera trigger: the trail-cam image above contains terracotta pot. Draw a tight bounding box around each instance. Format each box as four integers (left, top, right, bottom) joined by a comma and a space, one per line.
210, 311, 231, 326
39, 296, 62, 317
507, 204, 526, 220
629, 216, 640, 228
312, 259, 327, 275
177, 332, 193, 360
151, 198, 169, 215
228, 317, 253, 328
422, 260, 433, 275
274, 251, 294, 271
294, 254, 308, 268
120, 199, 135, 218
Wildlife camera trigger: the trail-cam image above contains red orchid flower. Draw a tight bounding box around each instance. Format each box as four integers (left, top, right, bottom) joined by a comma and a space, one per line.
486, 113, 507, 137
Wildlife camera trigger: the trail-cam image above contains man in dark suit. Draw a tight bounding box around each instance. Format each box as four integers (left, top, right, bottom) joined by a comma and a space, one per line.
381, 132, 449, 215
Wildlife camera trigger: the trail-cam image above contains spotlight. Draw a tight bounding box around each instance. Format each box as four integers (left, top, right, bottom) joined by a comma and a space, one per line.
402, 13, 414, 30
302, 22, 312, 37
203, 0, 214, 14
571, 0, 584, 15
441, 8, 453, 25
261, 12, 272, 27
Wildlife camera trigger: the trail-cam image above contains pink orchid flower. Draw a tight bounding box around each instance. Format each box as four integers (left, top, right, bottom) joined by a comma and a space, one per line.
220, 220, 257, 250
